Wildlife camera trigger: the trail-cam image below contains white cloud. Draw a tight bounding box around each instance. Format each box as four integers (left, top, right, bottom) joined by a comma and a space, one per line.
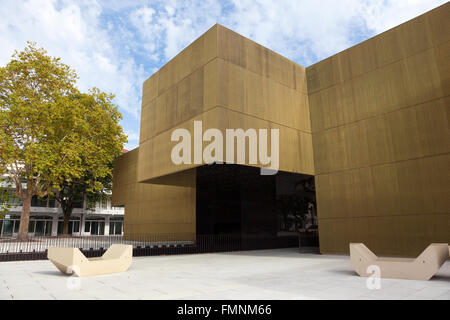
223, 0, 446, 64
129, 0, 222, 61
359, 0, 446, 33
0, 0, 145, 121
0, 0, 446, 152
223, 0, 364, 64
127, 0, 446, 66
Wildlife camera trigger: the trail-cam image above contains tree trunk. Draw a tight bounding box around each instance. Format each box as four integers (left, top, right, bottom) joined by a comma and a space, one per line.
18, 193, 32, 241
62, 207, 73, 235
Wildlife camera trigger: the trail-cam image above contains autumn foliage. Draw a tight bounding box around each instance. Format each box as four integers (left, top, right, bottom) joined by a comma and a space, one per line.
0, 42, 127, 240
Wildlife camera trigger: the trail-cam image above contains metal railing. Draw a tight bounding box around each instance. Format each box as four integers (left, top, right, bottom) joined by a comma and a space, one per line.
0, 233, 299, 262
298, 230, 320, 253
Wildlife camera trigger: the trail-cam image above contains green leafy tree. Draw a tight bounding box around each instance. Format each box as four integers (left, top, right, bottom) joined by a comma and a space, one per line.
55, 90, 126, 235
0, 187, 11, 219
0, 42, 126, 240
55, 164, 114, 235
0, 171, 11, 218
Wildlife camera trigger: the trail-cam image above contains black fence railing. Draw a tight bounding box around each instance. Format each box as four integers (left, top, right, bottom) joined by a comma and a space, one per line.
0, 233, 299, 262
298, 230, 320, 253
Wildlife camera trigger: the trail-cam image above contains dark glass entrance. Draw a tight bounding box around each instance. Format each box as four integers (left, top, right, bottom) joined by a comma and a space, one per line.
196, 164, 318, 250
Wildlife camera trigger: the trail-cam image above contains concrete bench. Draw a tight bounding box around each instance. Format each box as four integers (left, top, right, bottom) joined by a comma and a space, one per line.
350, 243, 448, 281
48, 244, 132, 277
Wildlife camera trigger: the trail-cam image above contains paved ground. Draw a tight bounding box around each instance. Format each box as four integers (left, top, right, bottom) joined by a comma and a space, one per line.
0, 248, 449, 300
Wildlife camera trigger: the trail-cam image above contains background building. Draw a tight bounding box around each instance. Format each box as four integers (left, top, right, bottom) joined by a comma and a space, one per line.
0, 192, 124, 237
112, 3, 449, 257
0, 149, 129, 237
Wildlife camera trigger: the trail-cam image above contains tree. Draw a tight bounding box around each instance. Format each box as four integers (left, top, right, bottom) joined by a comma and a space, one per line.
55, 165, 114, 235
0, 42, 126, 240
0, 186, 11, 219
54, 179, 86, 235
54, 90, 126, 235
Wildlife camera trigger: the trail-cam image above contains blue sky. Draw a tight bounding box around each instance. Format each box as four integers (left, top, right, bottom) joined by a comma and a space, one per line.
0, 0, 446, 150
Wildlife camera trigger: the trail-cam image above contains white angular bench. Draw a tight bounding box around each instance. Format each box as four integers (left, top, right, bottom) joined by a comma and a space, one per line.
350, 243, 449, 281
48, 244, 133, 277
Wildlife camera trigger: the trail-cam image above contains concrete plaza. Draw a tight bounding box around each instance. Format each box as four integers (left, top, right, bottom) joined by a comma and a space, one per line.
0, 248, 449, 300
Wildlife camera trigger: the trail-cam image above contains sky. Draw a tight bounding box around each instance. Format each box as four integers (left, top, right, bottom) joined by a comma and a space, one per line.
0, 0, 446, 150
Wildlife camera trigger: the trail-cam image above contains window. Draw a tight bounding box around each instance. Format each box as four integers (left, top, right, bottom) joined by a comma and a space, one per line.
109, 217, 123, 235
101, 197, 107, 210
84, 217, 105, 235
56, 216, 81, 235
92, 222, 99, 235
73, 201, 83, 208
114, 222, 122, 235
99, 222, 105, 235
2, 220, 13, 236
45, 221, 52, 236
109, 219, 123, 235
35, 221, 44, 236
31, 196, 48, 207
8, 196, 22, 206
28, 221, 35, 233
48, 198, 55, 207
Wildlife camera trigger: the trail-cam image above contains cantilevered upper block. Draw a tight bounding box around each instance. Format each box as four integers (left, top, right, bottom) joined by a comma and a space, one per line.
350, 243, 449, 281
137, 24, 314, 183
48, 244, 133, 277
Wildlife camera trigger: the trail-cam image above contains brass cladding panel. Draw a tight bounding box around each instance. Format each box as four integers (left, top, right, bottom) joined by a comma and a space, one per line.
312, 96, 450, 175
112, 149, 196, 240
308, 42, 449, 133
306, 3, 450, 95
140, 24, 309, 145
141, 24, 218, 107
216, 25, 308, 94
308, 3, 450, 256
315, 155, 450, 220
138, 106, 314, 182
318, 213, 449, 257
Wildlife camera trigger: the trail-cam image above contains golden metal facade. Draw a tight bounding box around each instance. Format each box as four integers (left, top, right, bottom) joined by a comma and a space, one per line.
112, 149, 196, 239
137, 24, 313, 182
307, 3, 450, 256
113, 3, 449, 256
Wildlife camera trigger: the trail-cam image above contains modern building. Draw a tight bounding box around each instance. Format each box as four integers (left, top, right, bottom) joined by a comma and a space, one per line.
112, 3, 449, 256
0, 150, 130, 237
0, 194, 124, 237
